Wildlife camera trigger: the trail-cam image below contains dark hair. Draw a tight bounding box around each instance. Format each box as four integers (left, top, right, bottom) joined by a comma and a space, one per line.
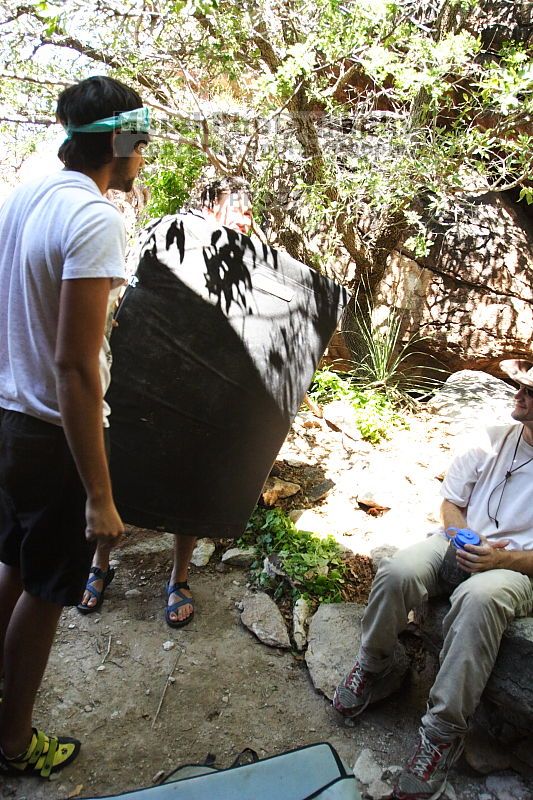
57, 76, 144, 171
200, 176, 252, 208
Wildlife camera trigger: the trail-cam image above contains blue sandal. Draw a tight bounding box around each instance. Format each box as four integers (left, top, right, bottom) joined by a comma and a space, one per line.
77, 566, 115, 615
165, 581, 194, 629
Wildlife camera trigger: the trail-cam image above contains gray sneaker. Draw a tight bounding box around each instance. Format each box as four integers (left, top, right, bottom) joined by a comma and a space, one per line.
392, 727, 464, 800
332, 659, 388, 718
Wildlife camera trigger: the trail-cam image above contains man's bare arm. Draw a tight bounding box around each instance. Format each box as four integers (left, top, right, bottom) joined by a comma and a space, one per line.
55, 277, 124, 545
440, 499, 468, 532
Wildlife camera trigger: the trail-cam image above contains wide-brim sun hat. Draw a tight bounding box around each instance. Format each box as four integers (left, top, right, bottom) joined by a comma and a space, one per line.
500, 359, 533, 389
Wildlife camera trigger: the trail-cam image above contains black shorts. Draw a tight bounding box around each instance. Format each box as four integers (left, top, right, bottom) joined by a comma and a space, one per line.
0, 408, 97, 606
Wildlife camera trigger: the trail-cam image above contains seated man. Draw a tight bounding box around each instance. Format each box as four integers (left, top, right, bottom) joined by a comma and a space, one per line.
77, 176, 253, 626
333, 359, 533, 800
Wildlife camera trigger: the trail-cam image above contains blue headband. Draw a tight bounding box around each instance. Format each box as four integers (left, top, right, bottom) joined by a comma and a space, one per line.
63, 107, 150, 140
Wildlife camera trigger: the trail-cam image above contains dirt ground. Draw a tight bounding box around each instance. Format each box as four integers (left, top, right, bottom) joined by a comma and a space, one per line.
2, 406, 532, 800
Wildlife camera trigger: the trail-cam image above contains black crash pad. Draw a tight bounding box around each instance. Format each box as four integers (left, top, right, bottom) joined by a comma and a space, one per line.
106, 211, 349, 538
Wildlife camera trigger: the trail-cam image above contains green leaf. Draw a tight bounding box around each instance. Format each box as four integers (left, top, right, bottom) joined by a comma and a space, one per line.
519, 187, 533, 205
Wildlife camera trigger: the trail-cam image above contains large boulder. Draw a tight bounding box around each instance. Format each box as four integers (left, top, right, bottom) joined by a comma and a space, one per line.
378, 193, 533, 373
327, 193, 533, 376
426, 370, 516, 434
485, 617, 533, 733
417, 599, 533, 736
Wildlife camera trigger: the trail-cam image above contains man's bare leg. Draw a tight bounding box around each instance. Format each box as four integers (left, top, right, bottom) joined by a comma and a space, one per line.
77, 543, 113, 611
0, 563, 23, 678
0, 591, 62, 757
167, 535, 197, 624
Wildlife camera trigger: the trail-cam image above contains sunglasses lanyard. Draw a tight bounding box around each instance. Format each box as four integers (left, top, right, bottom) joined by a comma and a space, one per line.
488, 426, 533, 529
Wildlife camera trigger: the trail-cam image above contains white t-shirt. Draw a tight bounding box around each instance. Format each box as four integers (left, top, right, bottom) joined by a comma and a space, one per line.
0, 170, 126, 426
440, 423, 533, 550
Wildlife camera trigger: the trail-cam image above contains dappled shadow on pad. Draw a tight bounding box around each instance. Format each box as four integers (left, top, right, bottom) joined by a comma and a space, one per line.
107, 215, 348, 538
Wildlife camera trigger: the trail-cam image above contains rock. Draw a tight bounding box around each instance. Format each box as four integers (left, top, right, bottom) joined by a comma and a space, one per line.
162, 640, 175, 651
381, 194, 533, 373
513, 737, 533, 769
240, 592, 291, 649
327, 190, 533, 377
484, 774, 532, 800
356, 474, 393, 511
427, 371, 516, 432
322, 400, 362, 442
302, 418, 322, 429
125, 588, 142, 599
306, 479, 336, 502
262, 553, 287, 579
464, 729, 512, 774
221, 547, 256, 567
283, 457, 311, 468
484, 617, 533, 733
190, 538, 215, 567
305, 602, 408, 700
293, 597, 312, 650
370, 545, 398, 571
353, 748, 382, 785
418, 600, 533, 736
261, 476, 301, 506
368, 778, 393, 799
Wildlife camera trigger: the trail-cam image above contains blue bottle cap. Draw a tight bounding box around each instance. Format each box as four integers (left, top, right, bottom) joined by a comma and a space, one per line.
448, 527, 481, 549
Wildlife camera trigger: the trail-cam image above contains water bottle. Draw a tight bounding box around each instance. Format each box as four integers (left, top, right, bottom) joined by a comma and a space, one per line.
438, 527, 481, 590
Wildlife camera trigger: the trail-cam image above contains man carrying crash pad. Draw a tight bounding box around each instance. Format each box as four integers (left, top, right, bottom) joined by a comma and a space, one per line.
77, 176, 253, 628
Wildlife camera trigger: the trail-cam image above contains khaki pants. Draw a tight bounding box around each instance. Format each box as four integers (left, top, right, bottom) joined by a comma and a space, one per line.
358, 534, 533, 742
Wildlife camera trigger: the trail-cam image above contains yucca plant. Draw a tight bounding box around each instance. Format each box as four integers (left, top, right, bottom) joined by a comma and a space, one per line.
342, 290, 447, 407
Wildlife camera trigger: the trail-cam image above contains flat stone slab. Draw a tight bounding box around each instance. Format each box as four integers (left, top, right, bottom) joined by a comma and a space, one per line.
305, 602, 408, 701
221, 547, 256, 567
306, 603, 365, 698
240, 591, 291, 649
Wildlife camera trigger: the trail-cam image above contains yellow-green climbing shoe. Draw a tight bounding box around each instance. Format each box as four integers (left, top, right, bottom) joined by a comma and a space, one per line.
0, 728, 80, 778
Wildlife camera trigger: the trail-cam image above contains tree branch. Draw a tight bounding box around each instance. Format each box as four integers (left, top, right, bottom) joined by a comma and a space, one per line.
0, 114, 55, 126
38, 32, 170, 104
0, 72, 70, 88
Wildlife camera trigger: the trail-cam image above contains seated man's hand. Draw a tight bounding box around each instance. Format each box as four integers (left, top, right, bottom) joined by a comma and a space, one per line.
456, 537, 510, 573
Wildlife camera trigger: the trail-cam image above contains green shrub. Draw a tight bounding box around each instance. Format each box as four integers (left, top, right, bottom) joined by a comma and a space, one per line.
351, 388, 409, 444
240, 507, 346, 604
142, 140, 206, 220
308, 367, 353, 403
308, 368, 408, 442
